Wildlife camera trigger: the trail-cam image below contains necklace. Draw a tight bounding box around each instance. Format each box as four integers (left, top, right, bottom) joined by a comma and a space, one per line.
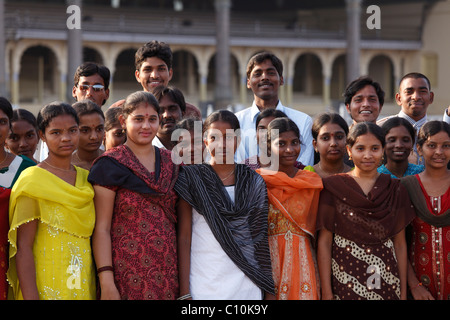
318, 162, 345, 175
43, 160, 74, 172
74, 151, 82, 163
220, 168, 235, 181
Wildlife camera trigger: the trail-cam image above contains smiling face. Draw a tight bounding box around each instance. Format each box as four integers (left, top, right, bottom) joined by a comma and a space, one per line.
346, 85, 381, 123
6, 120, 39, 161
384, 125, 413, 164
396, 77, 434, 121
121, 102, 159, 147
270, 130, 301, 172
418, 130, 450, 170
347, 133, 384, 173
247, 59, 283, 105
135, 57, 173, 92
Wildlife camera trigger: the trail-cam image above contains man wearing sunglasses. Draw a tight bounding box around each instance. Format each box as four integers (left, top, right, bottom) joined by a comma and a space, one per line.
39, 62, 111, 161
72, 62, 110, 107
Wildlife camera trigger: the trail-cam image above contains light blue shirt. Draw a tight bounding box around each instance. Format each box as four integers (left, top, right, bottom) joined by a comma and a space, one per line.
234, 100, 314, 166
377, 163, 424, 178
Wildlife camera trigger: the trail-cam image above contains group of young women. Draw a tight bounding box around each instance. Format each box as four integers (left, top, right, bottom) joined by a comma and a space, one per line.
0, 89, 448, 300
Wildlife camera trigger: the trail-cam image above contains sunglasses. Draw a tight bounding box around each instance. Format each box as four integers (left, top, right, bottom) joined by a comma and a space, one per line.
77, 84, 105, 92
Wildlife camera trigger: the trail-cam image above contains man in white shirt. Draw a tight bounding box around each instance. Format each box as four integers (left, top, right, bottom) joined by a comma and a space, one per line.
377, 72, 434, 164
235, 52, 314, 166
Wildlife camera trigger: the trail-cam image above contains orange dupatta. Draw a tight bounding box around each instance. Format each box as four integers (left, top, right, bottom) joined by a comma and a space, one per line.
257, 169, 323, 236
257, 168, 323, 300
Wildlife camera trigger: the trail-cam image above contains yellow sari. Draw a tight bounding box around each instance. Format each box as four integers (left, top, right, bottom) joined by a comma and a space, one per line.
7, 166, 96, 300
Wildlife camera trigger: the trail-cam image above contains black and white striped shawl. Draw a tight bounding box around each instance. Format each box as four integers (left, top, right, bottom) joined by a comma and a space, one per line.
175, 163, 275, 295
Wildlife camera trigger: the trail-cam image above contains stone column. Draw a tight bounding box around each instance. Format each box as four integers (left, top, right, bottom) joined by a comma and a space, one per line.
285, 76, 293, 108
239, 74, 247, 106
323, 75, 331, 110
60, 72, 67, 101
214, 0, 232, 110
345, 0, 362, 85
38, 56, 44, 105
11, 72, 18, 106
199, 74, 207, 103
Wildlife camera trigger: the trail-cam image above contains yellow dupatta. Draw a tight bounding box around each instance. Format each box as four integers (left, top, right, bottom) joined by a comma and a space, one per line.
7, 166, 96, 300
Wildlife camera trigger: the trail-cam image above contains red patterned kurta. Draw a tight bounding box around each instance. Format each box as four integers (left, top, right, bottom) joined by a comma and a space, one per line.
0, 188, 11, 300
1, 155, 35, 300
90, 145, 179, 300
409, 176, 450, 300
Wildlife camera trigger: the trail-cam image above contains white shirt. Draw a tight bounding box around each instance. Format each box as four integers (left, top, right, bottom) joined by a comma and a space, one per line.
38, 140, 48, 162
189, 186, 263, 300
234, 100, 314, 166
443, 109, 450, 123
151, 135, 166, 149
1, 155, 24, 188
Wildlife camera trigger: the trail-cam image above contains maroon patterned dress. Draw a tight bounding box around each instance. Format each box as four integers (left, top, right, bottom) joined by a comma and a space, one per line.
317, 173, 416, 300
89, 145, 179, 300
